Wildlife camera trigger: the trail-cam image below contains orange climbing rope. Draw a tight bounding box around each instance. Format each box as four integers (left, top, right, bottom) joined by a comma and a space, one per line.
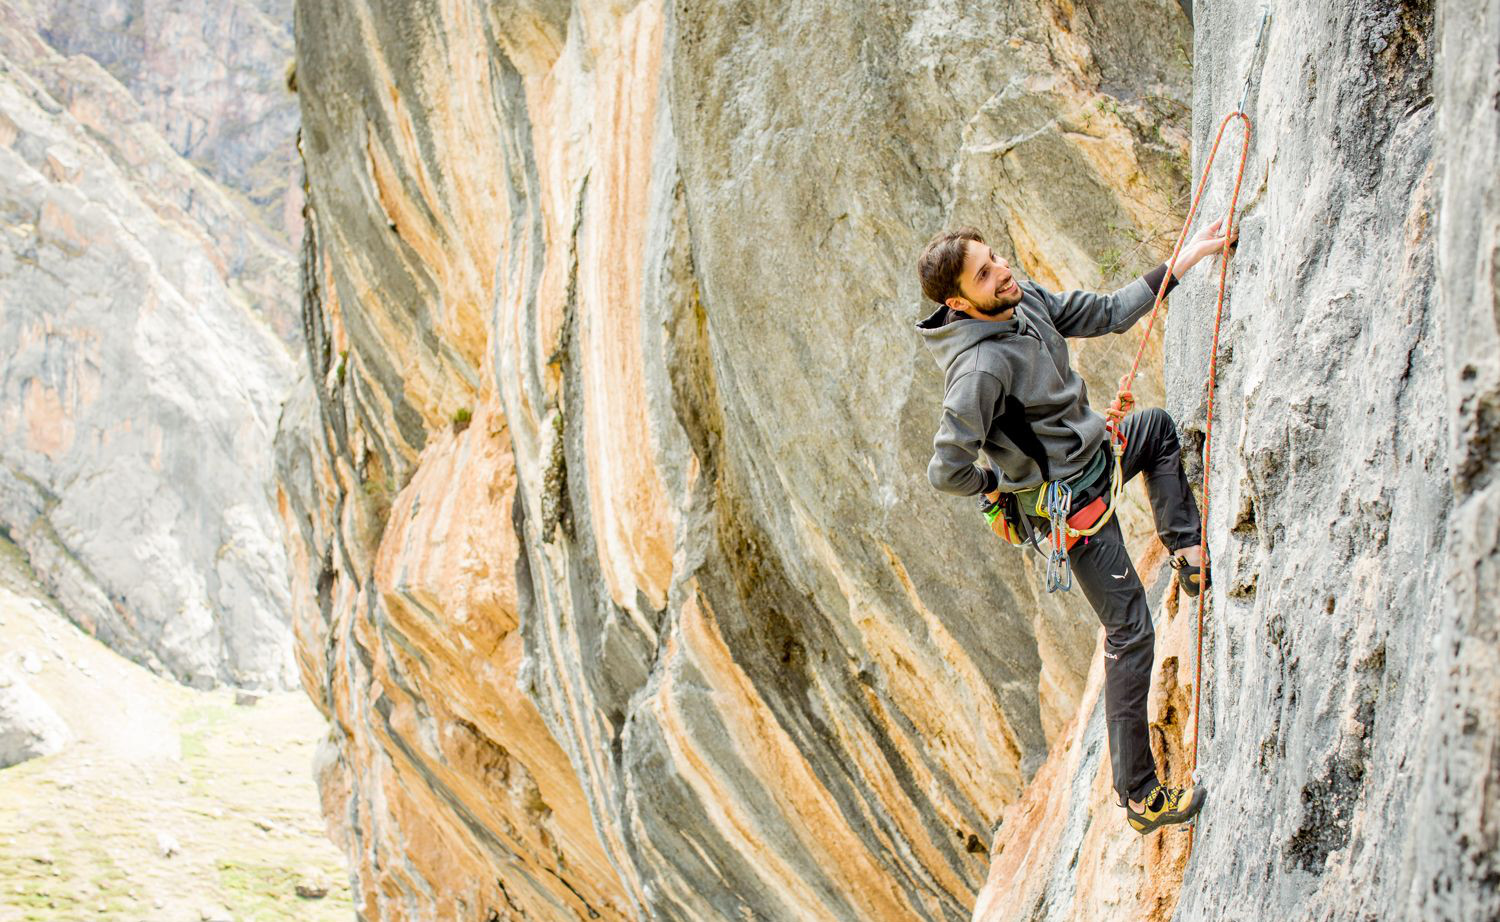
1105, 108, 1254, 843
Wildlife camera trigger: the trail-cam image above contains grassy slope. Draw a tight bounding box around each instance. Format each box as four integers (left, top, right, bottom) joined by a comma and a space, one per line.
0, 536, 354, 921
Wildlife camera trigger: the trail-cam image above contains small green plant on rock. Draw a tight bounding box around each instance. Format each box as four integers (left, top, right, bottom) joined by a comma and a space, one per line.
451, 406, 472, 435
1098, 247, 1126, 282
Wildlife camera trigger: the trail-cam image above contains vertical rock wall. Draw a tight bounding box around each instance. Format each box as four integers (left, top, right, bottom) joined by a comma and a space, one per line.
1427, 0, 1500, 917
0, 4, 299, 689
281, 0, 1193, 918
1171, 1, 1449, 916
280, 0, 1499, 919
974, 1, 1500, 920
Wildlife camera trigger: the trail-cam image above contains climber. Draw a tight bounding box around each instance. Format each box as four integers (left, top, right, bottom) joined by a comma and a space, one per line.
914, 222, 1234, 833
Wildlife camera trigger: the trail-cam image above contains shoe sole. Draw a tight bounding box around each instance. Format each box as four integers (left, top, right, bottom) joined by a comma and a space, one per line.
1178, 569, 1207, 598
1129, 787, 1208, 835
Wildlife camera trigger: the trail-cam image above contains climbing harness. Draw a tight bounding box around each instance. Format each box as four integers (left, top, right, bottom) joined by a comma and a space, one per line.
1034, 468, 1121, 592
985, 444, 1128, 592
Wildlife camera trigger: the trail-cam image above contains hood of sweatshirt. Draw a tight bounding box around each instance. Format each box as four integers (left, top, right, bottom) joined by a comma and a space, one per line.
914, 302, 1033, 375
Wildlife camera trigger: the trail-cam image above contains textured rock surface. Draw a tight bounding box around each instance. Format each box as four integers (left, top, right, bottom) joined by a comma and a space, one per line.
16, 0, 303, 252
977, 1, 1500, 920
0, 666, 69, 768
281, 0, 1190, 917
0, 6, 300, 689
280, 0, 1497, 919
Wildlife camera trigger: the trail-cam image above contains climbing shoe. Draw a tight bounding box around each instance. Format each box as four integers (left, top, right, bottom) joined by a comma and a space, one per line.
1126, 782, 1207, 834
1169, 552, 1210, 597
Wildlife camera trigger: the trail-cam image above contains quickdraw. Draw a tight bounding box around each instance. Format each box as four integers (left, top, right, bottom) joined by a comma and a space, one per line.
1042, 480, 1074, 591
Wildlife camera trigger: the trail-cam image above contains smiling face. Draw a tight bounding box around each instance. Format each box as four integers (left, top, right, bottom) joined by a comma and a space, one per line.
948, 241, 1023, 320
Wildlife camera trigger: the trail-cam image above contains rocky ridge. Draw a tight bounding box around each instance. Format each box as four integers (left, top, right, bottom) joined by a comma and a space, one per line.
22, 0, 302, 260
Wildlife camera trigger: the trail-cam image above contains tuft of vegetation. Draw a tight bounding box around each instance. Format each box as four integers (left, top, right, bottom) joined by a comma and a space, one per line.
540, 413, 571, 541
451, 406, 472, 435
1097, 247, 1126, 282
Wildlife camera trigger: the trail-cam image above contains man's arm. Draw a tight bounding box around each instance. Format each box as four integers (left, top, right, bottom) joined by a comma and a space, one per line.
1041, 219, 1238, 338
928, 370, 1004, 497
1039, 275, 1162, 339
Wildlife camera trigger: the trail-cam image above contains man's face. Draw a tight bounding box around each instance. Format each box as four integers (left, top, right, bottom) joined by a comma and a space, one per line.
948, 241, 1022, 319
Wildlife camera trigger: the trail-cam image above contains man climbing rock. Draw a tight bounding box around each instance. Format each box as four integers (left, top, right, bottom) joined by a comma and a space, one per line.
915, 223, 1233, 833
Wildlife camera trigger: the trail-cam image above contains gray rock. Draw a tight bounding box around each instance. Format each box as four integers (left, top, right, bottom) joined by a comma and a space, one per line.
0, 8, 300, 690
1160, 1, 1495, 919
198, 902, 235, 922
293, 869, 329, 899
155, 830, 180, 858
0, 667, 68, 767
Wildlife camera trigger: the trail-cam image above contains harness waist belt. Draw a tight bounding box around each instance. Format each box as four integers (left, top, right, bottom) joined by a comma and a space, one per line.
1014, 443, 1110, 514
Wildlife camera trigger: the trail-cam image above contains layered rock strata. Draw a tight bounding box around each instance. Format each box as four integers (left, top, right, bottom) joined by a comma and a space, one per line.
284, 0, 1500, 918
280, 0, 1198, 917
0, 6, 300, 689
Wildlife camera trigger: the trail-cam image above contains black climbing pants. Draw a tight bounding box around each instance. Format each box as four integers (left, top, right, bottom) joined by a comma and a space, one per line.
1033, 408, 1201, 805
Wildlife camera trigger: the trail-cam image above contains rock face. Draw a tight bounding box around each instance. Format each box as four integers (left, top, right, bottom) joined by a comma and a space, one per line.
0, 5, 300, 689
279, 0, 1497, 920
971, 2, 1499, 920
24, 0, 303, 256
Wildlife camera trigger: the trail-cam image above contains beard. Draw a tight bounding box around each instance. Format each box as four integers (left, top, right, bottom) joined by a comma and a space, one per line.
971, 281, 1023, 316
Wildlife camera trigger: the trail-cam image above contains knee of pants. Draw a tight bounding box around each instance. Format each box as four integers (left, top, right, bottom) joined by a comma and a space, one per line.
1107, 627, 1155, 675
1102, 604, 1155, 649
1142, 407, 1180, 448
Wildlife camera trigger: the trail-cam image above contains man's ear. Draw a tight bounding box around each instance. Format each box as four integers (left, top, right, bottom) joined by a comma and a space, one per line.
944, 296, 970, 315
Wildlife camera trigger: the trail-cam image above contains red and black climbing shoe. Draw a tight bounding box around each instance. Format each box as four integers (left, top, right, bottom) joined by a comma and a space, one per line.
1169, 552, 1210, 597
1126, 782, 1207, 834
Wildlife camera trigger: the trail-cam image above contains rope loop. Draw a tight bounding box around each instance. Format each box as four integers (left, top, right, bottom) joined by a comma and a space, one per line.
1107, 109, 1254, 819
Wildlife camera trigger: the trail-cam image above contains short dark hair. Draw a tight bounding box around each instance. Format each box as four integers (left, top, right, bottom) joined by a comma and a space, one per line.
917, 227, 984, 304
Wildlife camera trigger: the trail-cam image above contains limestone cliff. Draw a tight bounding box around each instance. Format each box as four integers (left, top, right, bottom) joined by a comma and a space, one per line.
974, 3, 1498, 919
0, 4, 300, 689
25, 0, 304, 261
279, 0, 1497, 919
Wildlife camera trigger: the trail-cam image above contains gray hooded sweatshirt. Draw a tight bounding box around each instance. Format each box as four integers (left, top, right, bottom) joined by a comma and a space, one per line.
916, 275, 1160, 497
